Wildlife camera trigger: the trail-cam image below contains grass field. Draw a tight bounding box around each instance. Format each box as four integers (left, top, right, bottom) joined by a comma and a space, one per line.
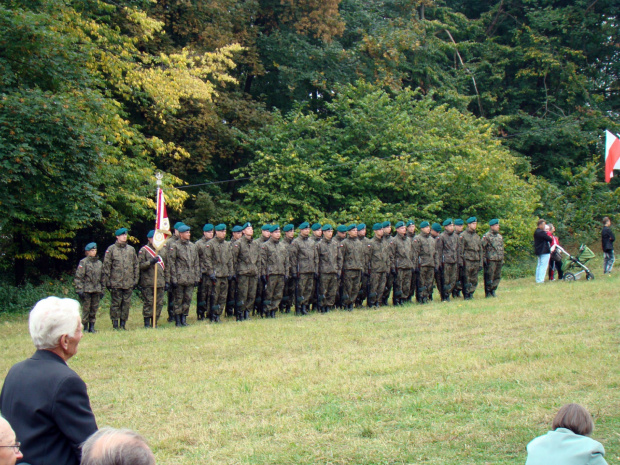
1, 266, 618, 464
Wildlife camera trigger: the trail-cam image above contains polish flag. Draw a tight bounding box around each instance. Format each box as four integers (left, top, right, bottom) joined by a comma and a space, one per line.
153, 188, 171, 250
605, 130, 620, 183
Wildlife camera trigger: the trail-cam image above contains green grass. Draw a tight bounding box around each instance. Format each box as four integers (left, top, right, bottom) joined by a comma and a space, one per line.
1, 263, 618, 464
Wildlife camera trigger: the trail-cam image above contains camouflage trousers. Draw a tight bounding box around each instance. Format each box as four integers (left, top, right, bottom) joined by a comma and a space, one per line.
174, 284, 194, 316
409, 270, 417, 300
280, 277, 295, 310
342, 269, 361, 306
210, 278, 229, 316
110, 288, 132, 321
264, 275, 284, 312
368, 271, 387, 306
319, 273, 338, 307
463, 261, 481, 296
485, 261, 503, 292
197, 276, 213, 316
394, 268, 412, 301
454, 266, 463, 295
236, 274, 258, 314
80, 292, 100, 324
297, 273, 314, 306
226, 278, 237, 314
417, 267, 435, 301
141, 286, 164, 319
382, 272, 395, 302
356, 272, 369, 305
438, 263, 458, 298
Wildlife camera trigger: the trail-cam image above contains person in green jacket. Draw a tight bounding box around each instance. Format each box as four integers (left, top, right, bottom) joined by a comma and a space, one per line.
74, 242, 103, 333
525, 403, 608, 465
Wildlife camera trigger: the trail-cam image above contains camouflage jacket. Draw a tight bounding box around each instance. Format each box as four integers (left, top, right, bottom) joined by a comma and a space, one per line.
435, 231, 458, 265
195, 236, 211, 275
367, 235, 390, 273
204, 237, 234, 278
290, 235, 318, 274
340, 236, 365, 271
102, 242, 139, 289
392, 233, 414, 269
169, 239, 201, 286
260, 237, 290, 276
283, 236, 295, 275
482, 231, 505, 262
459, 229, 484, 267
317, 237, 343, 274
232, 235, 260, 276
412, 232, 439, 269
75, 256, 103, 293
138, 244, 169, 288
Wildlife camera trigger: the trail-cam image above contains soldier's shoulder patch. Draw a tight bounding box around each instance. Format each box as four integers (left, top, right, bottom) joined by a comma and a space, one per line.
78, 265, 83, 268
206, 244, 211, 247
234, 244, 238, 247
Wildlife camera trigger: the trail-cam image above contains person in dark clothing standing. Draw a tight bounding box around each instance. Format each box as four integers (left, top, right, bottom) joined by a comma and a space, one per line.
602, 217, 615, 274
534, 219, 553, 283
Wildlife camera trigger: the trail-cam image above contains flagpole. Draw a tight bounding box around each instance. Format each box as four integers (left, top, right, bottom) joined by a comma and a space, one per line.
153, 172, 163, 328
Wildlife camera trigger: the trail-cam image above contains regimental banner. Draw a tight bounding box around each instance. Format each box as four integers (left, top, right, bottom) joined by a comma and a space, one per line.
153, 187, 172, 251
605, 130, 620, 183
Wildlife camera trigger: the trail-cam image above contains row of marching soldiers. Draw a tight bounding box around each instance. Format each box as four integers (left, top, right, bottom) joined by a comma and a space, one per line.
74, 217, 504, 331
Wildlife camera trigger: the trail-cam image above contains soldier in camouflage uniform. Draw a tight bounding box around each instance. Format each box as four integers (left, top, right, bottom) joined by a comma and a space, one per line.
290, 222, 318, 315
435, 219, 458, 301
355, 224, 370, 307
366, 223, 389, 307
225, 225, 243, 317
381, 221, 395, 305
138, 230, 169, 327
168, 224, 201, 326
254, 225, 272, 315
339, 224, 364, 310
309, 223, 322, 310
334, 225, 348, 308
203, 224, 234, 322
405, 220, 416, 302
102, 228, 139, 330
482, 219, 504, 297
429, 223, 442, 300
452, 219, 465, 298
166, 222, 184, 322
74, 242, 103, 333
458, 217, 484, 300
260, 225, 290, 318
195, 224, 214, 321
412, 222, 439, 304
280, 224, 296, 313
232, 222, 260, 321
335, 225, 347, 244
392, 221, 414, 305
316, 224, 342, 312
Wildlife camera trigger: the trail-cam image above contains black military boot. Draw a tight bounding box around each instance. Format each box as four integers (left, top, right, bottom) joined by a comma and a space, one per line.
243, 310, 249, 320
491, 289, 496, 297
119, 320, 126, 330
300, 305, 308, 316
88, 322, 97, 333
180, 315, 187, 326
197, 311, 205, 321
144, 317, 152, 328
112, 319, 119, 330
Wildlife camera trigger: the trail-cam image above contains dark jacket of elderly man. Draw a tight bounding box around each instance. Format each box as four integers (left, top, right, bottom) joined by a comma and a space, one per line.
0, 297, 98, 465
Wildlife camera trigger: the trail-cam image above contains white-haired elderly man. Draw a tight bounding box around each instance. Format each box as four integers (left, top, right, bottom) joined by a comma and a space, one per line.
0, 297, 98, 465
81, 428, 155, 465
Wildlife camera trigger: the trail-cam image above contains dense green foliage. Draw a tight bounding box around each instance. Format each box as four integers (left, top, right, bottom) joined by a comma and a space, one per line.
1, 0, 619, 282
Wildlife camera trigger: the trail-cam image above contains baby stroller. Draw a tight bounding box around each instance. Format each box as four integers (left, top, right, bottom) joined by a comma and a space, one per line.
555, 245, 595, 281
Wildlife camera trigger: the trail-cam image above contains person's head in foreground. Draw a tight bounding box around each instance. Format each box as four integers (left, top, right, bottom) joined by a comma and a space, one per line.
0, 417, 24, 465
525, 403, 608, 465
81, 428, 155, 465
30, 296, 83, 361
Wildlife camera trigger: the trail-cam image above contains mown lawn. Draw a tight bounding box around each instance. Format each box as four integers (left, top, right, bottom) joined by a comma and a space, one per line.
1, 267, 618, 464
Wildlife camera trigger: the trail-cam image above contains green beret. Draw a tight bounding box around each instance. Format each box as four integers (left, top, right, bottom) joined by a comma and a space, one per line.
311, 223, 322, 231
298, 222, 310, 230
322, 224, 333, 231
431, 223, 442, 232
178, 225, 191, 233
147, 230, 155, 238
466, 217, 477, 224
347, 224, 357, 231
419, 221, 430, 228
454, 219, 464, 226
269, 224, 280, 233
406, 220, 415, 227
115, 227, 128, 236
261, 224, 271, 231
442, 218, 453, 227
395, 221, 405, 229
357, 223, 366, 230
203, 224, 214, 232
215, 224, 226, 231
283, 224, 294, 232
173, 222, 185, 231
336, 225, 347, 233
242, 222, 252, 230
85, 242, 97, 251
232, 225, 242, 233
382, 221, 391, 228
373, 223, 383, 231
489, 218, 499, 226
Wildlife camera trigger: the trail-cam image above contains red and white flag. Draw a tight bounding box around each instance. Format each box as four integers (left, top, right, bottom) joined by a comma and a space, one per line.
605, 130, 620, 183
153, 188, 171, 250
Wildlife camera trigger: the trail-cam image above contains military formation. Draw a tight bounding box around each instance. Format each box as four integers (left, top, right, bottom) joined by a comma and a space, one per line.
74, 217, 505, 331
